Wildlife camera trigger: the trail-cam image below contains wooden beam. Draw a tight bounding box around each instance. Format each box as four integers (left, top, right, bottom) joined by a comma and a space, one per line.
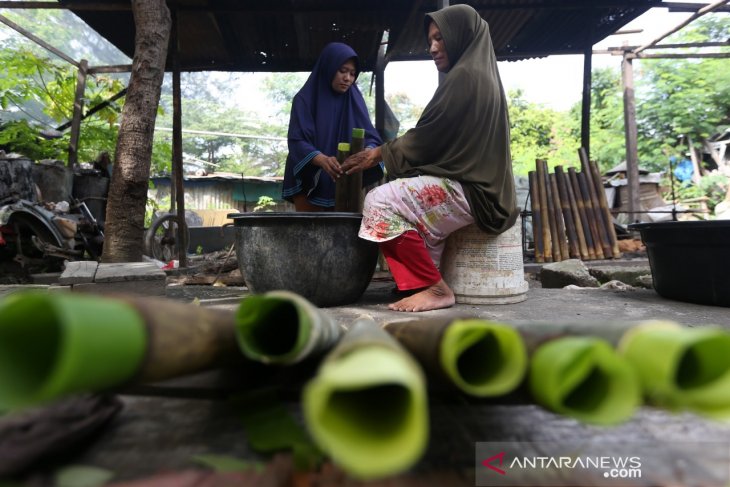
621, 53, 641, 224
88, 65, 134, 74
0, 13, 79, 67
171, 10, 187, 268
633, 52, 730, 59
68, 59, 88, 167
663, 1, 730, 12
634, 0, 730, 54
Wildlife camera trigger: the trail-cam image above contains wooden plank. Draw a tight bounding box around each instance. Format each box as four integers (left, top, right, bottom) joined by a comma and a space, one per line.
94, 262, 165, 282
67, 59, 88, 167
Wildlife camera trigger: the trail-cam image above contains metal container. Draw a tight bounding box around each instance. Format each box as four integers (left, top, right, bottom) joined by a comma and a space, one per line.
232, 212, 378, 307
629, 220, 730, 307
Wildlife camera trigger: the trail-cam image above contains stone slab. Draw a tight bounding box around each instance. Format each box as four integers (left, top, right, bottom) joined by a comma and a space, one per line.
59, 260, 99, 285
94, 262, 166, 283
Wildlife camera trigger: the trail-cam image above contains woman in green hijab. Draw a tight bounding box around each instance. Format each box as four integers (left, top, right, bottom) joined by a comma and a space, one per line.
341, 4, 518, 312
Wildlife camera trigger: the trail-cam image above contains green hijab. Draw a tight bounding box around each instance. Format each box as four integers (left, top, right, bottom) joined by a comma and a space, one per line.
380, 4, 518, 234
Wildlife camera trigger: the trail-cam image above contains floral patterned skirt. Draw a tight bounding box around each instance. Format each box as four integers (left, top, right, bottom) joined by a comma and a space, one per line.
359, 176, 474, 265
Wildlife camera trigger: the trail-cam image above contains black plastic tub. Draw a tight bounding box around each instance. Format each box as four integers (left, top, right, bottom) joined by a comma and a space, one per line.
231, 212, 378, 307
629, 220, 730, 307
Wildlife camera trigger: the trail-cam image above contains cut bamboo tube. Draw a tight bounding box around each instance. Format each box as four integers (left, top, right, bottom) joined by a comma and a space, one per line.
568, 167, 599, 260
383, 318, 527, 397
235, 290, 344, 365
575, 169, 606, 259
0, 292, 242, 409
537, 159, 561, 262
554, 166, 583, 259
302, 316, 428, 480
588, 158, 621, 259
549, 173, 570, 260
578, 149, 612, 258
528, 171, 545, 263
534, 160, 553, 262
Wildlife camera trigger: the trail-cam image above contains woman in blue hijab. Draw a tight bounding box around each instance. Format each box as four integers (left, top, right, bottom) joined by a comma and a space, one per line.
282, 42, 383, 211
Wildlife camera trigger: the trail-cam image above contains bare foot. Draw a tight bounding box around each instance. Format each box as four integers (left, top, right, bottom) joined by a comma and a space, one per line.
388, 279, 455, 312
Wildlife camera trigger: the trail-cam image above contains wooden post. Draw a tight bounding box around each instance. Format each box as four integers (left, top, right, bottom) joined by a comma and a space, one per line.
581, 37, 592, 157
621, 50, 641, 224
528, 171, 544, 263
375, 36, 386, 140
171, 11, 187, 267
68, 59, 88, 166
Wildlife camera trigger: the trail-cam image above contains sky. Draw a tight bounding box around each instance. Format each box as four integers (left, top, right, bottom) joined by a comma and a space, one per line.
385, 4, 703, 111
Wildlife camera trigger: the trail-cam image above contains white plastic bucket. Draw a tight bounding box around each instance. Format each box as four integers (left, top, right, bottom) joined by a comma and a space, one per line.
441, 216, 528, 304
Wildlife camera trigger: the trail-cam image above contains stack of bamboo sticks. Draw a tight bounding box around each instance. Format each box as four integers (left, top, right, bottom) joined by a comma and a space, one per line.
528, 148, 621, 263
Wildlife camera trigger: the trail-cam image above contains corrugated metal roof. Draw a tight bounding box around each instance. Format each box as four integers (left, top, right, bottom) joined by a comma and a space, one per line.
60, 0, 660, 71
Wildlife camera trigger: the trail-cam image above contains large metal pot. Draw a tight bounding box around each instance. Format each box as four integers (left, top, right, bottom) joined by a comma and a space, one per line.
232, 212, 378, 307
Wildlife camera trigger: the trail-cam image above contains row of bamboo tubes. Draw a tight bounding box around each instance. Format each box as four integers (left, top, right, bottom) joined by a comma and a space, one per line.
528, 148, 621, 263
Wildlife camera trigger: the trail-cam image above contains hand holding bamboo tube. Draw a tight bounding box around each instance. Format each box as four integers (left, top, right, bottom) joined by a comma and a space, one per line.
0, 292, 242, 410
383, 317, 527, 397
302, 315, 428, 480
235, 290, 344, 365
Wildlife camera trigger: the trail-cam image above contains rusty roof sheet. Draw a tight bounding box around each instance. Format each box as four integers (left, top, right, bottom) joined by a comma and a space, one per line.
60, 0, 660, 71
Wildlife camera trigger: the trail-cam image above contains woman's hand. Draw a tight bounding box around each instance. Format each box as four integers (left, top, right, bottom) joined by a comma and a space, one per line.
341, 146, 382, 175
312, 153, 343, 180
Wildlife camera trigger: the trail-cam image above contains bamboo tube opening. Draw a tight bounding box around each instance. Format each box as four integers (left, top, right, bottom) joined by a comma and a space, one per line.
236, 296, 305, 361
675, 335, 730, 390
440, 320, 527, 397
562, 366, 611, 412
323, 384, 411, 439
0, 295, 60, 401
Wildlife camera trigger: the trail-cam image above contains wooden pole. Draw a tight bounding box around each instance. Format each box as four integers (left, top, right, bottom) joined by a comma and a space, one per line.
171, 10, 187, 267
621, 51, 641, 225
535, 160, 553, 262
528, 171, 545, 263
553, 167, 580, 259
68, 59, 88, 166
569, 168, 599, 260
549, 173, 570, 260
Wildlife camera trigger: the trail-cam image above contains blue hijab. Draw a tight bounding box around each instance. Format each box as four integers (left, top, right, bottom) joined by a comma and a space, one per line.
282, 42, 383, 207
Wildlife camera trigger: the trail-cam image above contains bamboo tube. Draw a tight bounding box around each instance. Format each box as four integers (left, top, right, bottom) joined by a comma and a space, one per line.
335, 142, 362, 212
302, 316, 428, 479
574, 169, 605, 259
578, 149, 612, 258
0, 292, 241, 410
549, 173, 570, 260
528, 171, 545, 263
235, 290, 344, 365
554, 166, 584, 259
535, 159, 560, 262
568, 167, 599, 260
383, 318, 527, 397
618, 321, 730, 419
588, 158, 621, 259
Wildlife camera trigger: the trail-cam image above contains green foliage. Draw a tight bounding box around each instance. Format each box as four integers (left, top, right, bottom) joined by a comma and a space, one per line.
663, 172, 729, 213
253, 195, 276, 212
507, 89, 581, 175
0, 119, 66, 160
585, 68, 627, 173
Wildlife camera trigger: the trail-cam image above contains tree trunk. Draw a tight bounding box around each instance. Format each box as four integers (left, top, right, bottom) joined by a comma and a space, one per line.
102, 0, 171, 263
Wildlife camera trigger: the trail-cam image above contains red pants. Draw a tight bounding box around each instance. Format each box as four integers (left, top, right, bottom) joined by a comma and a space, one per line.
380, 231, 441, 291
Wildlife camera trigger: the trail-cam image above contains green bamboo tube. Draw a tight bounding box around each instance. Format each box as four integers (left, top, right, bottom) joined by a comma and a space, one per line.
235, 290, 343, 365
0, 292, 241, 410
384, 318, 527, 397
0, 292, 146, 410
618, 320, 730, 419
528, 336, 641, 425
302, 316, 428, 479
